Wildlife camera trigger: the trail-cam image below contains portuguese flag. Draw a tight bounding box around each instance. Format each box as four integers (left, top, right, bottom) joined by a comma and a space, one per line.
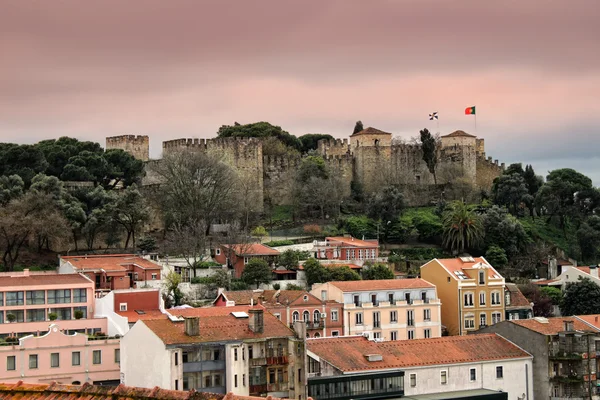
465, 106, 476, 115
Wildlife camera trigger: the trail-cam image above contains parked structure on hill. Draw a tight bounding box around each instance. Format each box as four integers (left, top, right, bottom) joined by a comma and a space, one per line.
313, 237, 379, 261
504, 283, 533, 321
213, 244, 280, 279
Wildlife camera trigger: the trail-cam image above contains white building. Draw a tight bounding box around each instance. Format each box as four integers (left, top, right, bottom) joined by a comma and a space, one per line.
306, 334, 533, 400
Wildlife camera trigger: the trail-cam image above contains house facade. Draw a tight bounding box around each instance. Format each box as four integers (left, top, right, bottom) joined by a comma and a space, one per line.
306, 334, 532, 400
420, 256, 506, 335
310, 279, 441, 341
121, 306, 306, 399
0, 270, 105, 337
313, 237, 378, 262
535, 265, 600, 291
214, 290, 344, 338
479, 316, 600, 400
213, 244, 280, 279
504, 283, 533, 321
0, 323, 120, 385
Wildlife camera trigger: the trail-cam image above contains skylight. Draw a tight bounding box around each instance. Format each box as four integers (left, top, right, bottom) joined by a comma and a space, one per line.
231, 312, 249, 318
460, 256, 475, 263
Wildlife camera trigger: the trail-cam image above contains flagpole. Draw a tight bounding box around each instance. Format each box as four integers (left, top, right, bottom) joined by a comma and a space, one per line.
474, 113, 477, 133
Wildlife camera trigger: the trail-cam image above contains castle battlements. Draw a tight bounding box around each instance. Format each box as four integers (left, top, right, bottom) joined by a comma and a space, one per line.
106, 135, 149, 161
263, 155, 301, 169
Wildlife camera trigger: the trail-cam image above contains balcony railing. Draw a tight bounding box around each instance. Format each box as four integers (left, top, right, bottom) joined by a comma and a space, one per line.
267, 382, 289, 392
266, 356, 288, 365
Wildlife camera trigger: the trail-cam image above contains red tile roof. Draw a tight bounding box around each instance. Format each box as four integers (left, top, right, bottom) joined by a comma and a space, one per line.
325, 237, 379, 248
576, 314, 600, 330
350, 127, 392, 136
431, 257, 503, 279
116, 309, 167, 323
218, 290, 261, 305
307, 334, 530, 372
0, 273, 92, 288
441, 130, 476, 138
0, 381, 285, 400
575, 266, 591, 274
61, 254, 161, 272
505, 284, 532, 308
329, 278, 434, 292
533, 278, 560, 285
145, 306, 295, 345
222, 244, 280, 256
511, 317, 596, 335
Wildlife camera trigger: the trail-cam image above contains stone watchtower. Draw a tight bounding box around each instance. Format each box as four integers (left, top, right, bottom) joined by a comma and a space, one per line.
105, 135, 150, 161
349, 127, 392, 152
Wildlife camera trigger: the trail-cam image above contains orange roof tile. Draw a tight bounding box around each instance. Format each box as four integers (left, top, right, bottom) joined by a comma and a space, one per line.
116, 309, 167, 323
325, 237, 379, 248
307, 334, 530, 372
0, 273, 91, 288
329, 278, 434, 292
432, 257, 503, 279
575, 266, 591, 274
218, 291, 261, 305
350, 127, 392, 136
505, 283, 532, 308
441, 130, 476, 138
511, 317, 596, 335
145, 306, 295, 345
222, 244, 280, 256
576, 314, 600, 330
533, 278, 560, 285
0, 381, 281, 400
61, 254, 161, 272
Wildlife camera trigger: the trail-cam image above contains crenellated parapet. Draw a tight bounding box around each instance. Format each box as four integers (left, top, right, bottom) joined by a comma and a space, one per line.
317, 138, 351, 157
106, 135, 149, 161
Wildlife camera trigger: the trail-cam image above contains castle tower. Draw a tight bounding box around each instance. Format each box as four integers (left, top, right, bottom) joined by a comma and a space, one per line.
106, 135, 150, 161
350, 127, 392, 152
440, 130, 477, 149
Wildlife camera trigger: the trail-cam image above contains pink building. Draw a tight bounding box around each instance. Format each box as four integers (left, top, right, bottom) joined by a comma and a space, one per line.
313, 236, 379, 261
0, 270, 106, 338
0, 323, 120, 385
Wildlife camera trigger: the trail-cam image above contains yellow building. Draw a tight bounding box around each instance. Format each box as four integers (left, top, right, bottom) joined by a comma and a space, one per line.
420, 257, 505, 336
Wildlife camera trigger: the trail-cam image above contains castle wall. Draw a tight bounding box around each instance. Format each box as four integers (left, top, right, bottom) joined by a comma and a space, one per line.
475, 138, 485, 157
441, 135, 477, 149
324, 154, 353, 199
263, 155, 301, 205
353, 145, 392, 193
350, 133, 392, 150
476, 156, 504, 190
106, 135, 150, 161
390, 144, 435, 185
439, 144, 477, 183
317, 138, 350, 157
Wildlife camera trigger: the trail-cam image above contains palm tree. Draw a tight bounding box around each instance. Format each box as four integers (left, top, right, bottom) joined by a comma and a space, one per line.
442, 201, 484, 254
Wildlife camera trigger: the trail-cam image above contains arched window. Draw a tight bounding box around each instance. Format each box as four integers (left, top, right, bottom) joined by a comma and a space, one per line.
292, 311, 299, 322
314, 332, 321, 338
277, 343, 283, 356
313, 310, 320, 323
303, 311, 310, 323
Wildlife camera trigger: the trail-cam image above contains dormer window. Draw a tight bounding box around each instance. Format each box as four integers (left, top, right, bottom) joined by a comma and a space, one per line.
303, 295, 308, 302
479, 270, 485, 285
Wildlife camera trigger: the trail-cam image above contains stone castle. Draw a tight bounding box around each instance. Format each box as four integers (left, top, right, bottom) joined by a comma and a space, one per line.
106, 128, 504, 210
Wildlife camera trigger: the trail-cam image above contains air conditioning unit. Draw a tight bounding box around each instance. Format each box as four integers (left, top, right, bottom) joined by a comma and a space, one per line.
320, 313, 327, 318
362, 332, 370, 338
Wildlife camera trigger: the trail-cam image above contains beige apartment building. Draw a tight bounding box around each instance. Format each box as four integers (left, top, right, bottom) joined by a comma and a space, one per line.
311, 279, 441, 341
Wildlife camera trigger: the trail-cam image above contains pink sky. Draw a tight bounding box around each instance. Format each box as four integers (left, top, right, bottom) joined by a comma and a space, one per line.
1, 1, 599, 183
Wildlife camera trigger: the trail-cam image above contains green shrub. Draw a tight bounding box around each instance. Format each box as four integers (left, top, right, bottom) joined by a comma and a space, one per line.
272, 283, 281, 290
231, 279, 250, 291
411, 210, 443, 243
264, 240, 294, 247
48, 313, 58, 321
286, 283, 305, 290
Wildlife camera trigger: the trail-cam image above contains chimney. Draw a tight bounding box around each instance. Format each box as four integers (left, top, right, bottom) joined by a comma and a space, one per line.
184, 317, 200, 336
590, 266, 599, 279
249, 309, 264, 333
23, 269, 30, 277
564, 320, 574, 332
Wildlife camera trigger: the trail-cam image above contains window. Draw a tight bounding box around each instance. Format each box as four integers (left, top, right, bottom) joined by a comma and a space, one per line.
463, 292, 474, 307
120, 303, 127, 311
370, 294, 378, 306
479, 292, 486, 306
409, 373, 416, 387
355, 312, 363, 325
214, 374, 221, 386
331, 309, 339, 321
480, 313, 487, 327
303, 295, 309, 302
292, 311, 299, 322
93, 350, 102, 365
321, 290, 327, 301
234, 348, 238, 361
390, 331, 398, 341
6, 291, 24, 306
115, 349, 120, 364
408, 330, 415, 340
249, 345, 254, 359
303, 311, 310, 322
492, 312, 502, 324
273, 313, 281, 320
216, 248, 221, 256
505, 292, 511, 306
175, 380, 179, 390
470, 368, 476, 381
479, 270, 485, 284
51, 353, 60, 368
72, 351, 81, 366
243, 374, 246, 386
373, 332, 381, 339
423, 309, 431, 321
353, 295, 360, 307
74, 306, 87, 319
332, 331, 339, 336
464, 314, 475, 329
26, 309, 45, 322
405, 292, 411, 304
7, 310, 24, 323
244, 257, 249, 265
29, 354, 38, 369
407, 310, 414, 326
447, 277, 451, 283
372, 311, 381, 328
313, 310, 320, 323
73, 288, 87, 303
496, 366, 503, 379
421, 291, 427, 302
440, 370, 447, 384
491, 291, 501, 305
151, 273, 157, 280
51, 308, 71, 320
7, 356, 15, 371
48, 289, 71, 304
0, 292, 3, 306
424, 328, 431, 338
390, 310, 397, 323
234, 374, 238, 387
26, 290, 45, 305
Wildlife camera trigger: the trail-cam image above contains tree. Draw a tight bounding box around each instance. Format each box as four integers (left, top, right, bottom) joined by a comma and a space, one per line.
482, 206, 529, 257
304, 258, 329, 287
72, 186, 117, 250
163, 271, 184, 307
241, 258, 273, 289
442, 201, 484, 254
0, 175, 24, 205
367, 185, 405, 223
492, 173, 529, 215
251, 226, 268, 241
217, 121, 302, 155
0, 144, 48, 186
341, 216, 377, 239
560, 277, 600, 316
419, 128, 438, 184
577, 216, 600, 262
298, 134, 334, 153
328, 266, 361, 281
363, 263, 394, 280
484, 246, 508, 268
412, 210, 443, 243
109, 184, 149, 248
61, 150, 108, 185
279, 250, 302, 270
164, 220, 210, 278
519, 284, 554, 317
353, 121, 364, 134
102, 149, 144, 189
540, 286, 563, 306
35, 137, 103, 178
138, 236, 158, 253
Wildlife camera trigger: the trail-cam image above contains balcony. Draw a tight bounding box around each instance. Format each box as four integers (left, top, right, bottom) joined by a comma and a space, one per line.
266, 356, 289, 365
307, 321, 324, 330
183, 360, 225, 372
250, 384, 268, 395
267, 382, 289, 392
250, 358, 267, 367
549, 349, 583, 361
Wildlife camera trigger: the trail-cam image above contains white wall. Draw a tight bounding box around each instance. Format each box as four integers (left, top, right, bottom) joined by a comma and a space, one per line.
403, 358, 533, 399
94, 291, 130, 336
58, 259, 76, 274
121, 321, 173, 390
225, 343, 249, 395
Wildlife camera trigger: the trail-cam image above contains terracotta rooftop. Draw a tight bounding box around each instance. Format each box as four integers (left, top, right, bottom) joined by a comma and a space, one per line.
217, 290, 261, 305
324, 236, 379, 248
222, 244, 280, 256
440, 130, 476, 138
116, 309, 167, 323
505, 283, 532, 308
0, 381, 288, 400
218, 290, 316, 306
144, 306, 296, 345
533, 278, 560, 286
511, 317, 597, 335
576, 314, 600, 330
61, 254, 161, 272
298, 263, 362, 270
427, 257, 503, 280
575, 266, 591, 274
0, 273, 91, 288
329, 278, 434, 292
351, 127, 392, 136
307, 334, 530, 372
